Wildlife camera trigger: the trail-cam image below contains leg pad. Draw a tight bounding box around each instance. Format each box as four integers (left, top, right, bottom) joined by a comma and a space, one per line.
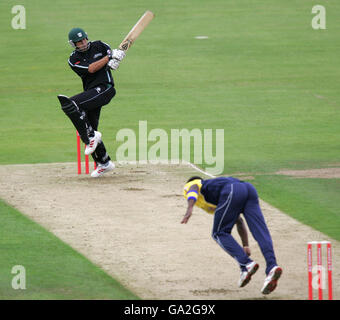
58, 95, 77, 114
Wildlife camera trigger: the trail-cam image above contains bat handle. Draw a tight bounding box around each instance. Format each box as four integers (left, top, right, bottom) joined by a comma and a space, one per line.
119, 39, 133, 51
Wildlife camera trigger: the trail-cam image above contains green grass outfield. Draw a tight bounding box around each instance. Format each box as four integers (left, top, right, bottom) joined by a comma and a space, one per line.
1, 0, 340, 298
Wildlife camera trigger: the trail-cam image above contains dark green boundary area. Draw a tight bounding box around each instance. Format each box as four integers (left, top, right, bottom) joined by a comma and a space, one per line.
0, 199, 139, 300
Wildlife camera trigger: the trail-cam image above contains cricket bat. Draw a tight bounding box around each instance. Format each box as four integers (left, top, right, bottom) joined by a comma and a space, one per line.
118, 10, 155, 51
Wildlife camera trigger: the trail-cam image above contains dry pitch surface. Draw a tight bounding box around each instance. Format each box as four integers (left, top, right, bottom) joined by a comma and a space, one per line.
0, 162, 339, 300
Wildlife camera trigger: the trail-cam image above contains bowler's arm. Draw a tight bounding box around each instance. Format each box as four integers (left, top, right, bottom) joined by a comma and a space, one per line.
181, 185, 199, 224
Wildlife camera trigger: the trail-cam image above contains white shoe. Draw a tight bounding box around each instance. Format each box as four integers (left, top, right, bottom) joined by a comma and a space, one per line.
261, 266, 282, 295
91, 161, 115, 178
85, 131, 102, 155
238, 261, 259, 288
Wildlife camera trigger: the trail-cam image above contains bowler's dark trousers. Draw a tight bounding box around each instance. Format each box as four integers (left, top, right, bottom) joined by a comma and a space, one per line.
202, 178, 277, 275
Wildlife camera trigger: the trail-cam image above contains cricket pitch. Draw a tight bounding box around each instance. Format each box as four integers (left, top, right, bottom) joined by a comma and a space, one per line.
0, 162, 339, 300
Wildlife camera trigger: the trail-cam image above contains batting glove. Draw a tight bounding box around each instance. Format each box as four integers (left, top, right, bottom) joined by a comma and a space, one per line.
108, 58, 120, 70
110, 49, 126, 61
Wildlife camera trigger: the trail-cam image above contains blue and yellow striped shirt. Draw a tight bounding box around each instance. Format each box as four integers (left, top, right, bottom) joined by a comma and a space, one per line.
183, 179, 216, 214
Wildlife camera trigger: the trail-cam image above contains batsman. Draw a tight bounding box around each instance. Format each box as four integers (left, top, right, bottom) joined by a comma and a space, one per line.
57, 27, 124, 177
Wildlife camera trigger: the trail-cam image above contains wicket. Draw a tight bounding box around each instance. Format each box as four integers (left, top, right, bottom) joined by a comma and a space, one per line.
307, 241, 332, 300
76, 131, 96, 174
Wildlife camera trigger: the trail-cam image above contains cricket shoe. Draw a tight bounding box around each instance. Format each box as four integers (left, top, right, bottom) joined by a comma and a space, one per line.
261, 266, 283, 295
91, 160, 115, 178
85, 131, 102, 155
238, 261, 259, 288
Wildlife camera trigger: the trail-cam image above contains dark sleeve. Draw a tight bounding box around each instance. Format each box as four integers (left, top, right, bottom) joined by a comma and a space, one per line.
99, 41, 112, 56
68, 52, 89, 77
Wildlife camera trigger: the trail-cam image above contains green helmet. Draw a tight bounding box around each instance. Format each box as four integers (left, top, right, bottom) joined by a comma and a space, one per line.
68, 27, 89, 51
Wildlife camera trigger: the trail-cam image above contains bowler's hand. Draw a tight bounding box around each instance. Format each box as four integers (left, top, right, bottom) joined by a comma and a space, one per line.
181, 208, 192, 224
243, 246, 251, 256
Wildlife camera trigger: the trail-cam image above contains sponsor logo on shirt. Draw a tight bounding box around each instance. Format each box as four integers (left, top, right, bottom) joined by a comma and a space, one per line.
94, 53, 103, 59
